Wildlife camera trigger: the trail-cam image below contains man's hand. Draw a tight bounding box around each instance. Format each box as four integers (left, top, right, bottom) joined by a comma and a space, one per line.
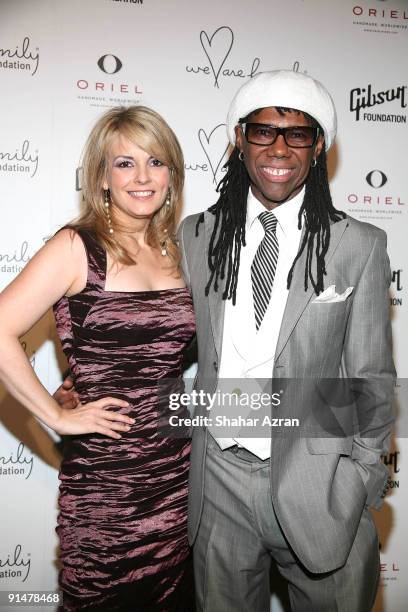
54, 376, 80, 410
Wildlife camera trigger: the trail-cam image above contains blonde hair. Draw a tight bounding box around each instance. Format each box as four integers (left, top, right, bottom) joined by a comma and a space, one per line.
71, 105, 184, 270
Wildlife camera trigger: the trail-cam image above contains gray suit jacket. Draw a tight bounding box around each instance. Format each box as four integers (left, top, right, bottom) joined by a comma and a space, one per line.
178, 210, 395, 574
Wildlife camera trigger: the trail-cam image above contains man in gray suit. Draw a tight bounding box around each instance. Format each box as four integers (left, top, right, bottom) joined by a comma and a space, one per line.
178, 70, 394, 611
56, 70, 394, 611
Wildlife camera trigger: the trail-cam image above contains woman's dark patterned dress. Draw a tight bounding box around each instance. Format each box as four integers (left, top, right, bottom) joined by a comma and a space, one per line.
53, 230, 196, 611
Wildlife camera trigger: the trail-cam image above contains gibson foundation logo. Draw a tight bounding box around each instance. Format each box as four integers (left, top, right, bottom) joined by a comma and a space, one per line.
0, 140, 39, 177
390, 269, 403, 307
186, 26, 261, 88
0, 36, 39, 76
0, 545, 31, 582
350, 84, 407, 122
0, 241, 31, 275
185, 124, 229, 185
0, 443, 34, 479
382, 450, 400, 474
392, 269, 403, 291
76, 55, 143, 106
382, 451, 400, 494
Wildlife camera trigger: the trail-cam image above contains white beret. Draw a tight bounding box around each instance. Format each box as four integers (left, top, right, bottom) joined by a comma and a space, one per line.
226, 70, 337, 151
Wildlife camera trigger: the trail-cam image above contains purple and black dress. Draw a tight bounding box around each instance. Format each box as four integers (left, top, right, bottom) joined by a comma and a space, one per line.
53, 229, 196, 611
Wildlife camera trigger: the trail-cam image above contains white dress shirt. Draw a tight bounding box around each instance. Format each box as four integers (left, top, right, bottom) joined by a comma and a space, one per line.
211, 186, 304, 459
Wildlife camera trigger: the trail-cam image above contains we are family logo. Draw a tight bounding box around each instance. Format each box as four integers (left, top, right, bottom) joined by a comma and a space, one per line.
0, 545, 31, 582
0, 140, 39, 177
184, 123, 229, 185
186, 26, 261, 88
0, 36, 39, 75
0, 241, 31, 276
0, 442, 34, 479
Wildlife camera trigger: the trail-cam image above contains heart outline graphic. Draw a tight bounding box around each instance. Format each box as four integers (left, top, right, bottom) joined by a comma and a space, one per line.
198, 124, 230, 184
199, 26, 234, 88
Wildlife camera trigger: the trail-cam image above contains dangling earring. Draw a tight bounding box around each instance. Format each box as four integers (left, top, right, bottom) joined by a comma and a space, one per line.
311, 158, 317, 168
104, 189, 114, 234
161, 228, 168, 257
238, 151, 244, 162
161, 189, 171, 255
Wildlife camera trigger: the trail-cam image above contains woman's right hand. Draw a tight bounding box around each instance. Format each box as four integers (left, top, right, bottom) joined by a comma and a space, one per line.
54, 397, 135, 439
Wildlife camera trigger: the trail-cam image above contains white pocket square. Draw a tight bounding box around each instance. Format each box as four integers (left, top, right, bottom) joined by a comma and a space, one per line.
313, 285, 354, 303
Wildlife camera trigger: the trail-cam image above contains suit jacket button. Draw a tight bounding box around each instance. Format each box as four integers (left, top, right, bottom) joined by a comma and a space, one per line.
213, 361, 218, 371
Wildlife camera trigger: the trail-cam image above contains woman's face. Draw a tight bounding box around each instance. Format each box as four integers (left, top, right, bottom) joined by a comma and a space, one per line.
103, 133, 170, 224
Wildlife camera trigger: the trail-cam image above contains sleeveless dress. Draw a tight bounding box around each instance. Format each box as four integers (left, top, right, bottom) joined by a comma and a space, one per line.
53, 230, 196, 611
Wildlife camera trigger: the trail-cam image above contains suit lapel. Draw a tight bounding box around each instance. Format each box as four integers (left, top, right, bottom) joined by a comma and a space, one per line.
274, 218, 349, 362
204, 212, 226, 359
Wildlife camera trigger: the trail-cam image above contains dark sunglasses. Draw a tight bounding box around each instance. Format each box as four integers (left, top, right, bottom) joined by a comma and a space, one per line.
239, 122, 320, 148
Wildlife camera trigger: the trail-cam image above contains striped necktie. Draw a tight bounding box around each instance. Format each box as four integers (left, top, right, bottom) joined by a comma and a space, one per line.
251, 212, 279, 331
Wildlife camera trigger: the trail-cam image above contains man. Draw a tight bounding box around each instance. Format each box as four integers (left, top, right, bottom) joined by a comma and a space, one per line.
57, 70, 394, 611
177, 70, 394, 611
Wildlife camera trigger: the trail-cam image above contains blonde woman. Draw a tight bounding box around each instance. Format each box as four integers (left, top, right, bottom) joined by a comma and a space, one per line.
0, 107, 196, 610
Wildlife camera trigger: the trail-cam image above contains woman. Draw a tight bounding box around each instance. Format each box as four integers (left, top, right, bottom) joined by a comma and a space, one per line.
0, 106, 196, 610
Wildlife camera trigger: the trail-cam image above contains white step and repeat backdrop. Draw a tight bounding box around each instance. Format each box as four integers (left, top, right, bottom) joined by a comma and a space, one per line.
0, 0, 406, 610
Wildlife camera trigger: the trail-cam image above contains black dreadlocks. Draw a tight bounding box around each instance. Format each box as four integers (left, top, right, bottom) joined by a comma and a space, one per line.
195, 110, 346, 304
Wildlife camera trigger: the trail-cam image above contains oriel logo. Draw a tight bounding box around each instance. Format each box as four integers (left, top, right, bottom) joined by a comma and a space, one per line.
365, 170, 387, 188
353, 5, 408, 18
352, 3, 408, 37
76, 54, 143, 98
347, 169, 405, 209
97, 54, 122, 74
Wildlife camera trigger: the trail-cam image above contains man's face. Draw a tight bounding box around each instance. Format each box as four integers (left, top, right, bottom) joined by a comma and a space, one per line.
235, 106, 324, 210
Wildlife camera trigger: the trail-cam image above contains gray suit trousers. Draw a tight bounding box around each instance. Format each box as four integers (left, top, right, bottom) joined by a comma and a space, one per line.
194, 436, 380, 612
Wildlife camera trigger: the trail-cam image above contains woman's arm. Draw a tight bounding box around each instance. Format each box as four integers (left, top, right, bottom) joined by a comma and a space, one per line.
0, 229, 134, 439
